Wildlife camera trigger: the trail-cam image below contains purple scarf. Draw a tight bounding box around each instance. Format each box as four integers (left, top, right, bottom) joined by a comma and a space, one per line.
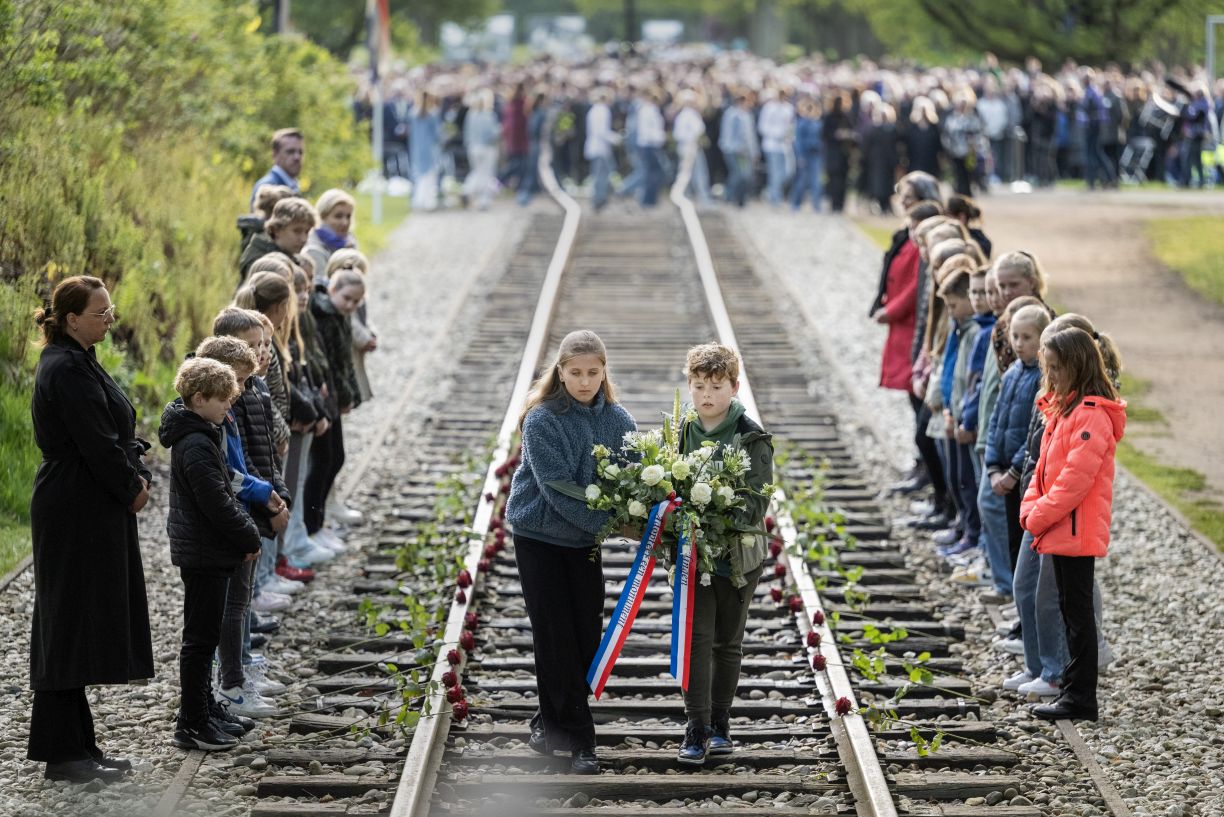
315, 226, 354, 253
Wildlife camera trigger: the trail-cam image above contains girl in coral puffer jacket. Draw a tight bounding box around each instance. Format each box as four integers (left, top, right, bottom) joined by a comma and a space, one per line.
1021, 326, 1126, 722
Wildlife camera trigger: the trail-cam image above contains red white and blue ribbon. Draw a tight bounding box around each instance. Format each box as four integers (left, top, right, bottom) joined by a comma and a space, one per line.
669, 528, 697, 689
587, 496, 680, 699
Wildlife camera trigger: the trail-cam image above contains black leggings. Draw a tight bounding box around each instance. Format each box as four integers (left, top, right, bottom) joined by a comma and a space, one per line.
304, 414, 345, 534
1053, 555, 1098, 709
909, 393, 948, 505
180, 568, 230, 727
514, 535, 604, 752
28, 687, 100, 763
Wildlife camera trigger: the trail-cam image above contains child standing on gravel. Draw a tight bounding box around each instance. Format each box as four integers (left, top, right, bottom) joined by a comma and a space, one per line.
936, 268, 982, 559
239, 197, 318, 284
1021, 324, 1125, 722
675, 343, 774, 766
160, 357, 262, 752
506, 330, 637, 775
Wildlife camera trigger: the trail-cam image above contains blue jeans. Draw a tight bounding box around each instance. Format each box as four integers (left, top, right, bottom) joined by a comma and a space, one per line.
722, 150, 750, 207
639, 147, 664, 207
950, 441, 979, 543
685, 147, 712, 205
978, 471, 1012, 594
255, 535, 277, 593
590, 155, 613, 210
517, 146, 540, 204
1013, 533, 1068, 682
764, 150, 789, 205
789, 154, 823, 211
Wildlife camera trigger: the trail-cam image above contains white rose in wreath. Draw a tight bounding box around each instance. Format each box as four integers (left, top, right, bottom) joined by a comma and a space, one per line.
585, 484, 601, 501
641, 464, 665, 486
604, 463, 620, 478
690, 482, 713, 506
628, 499, 648, 518
717, 485, 735, 503
670, 459, 691, 481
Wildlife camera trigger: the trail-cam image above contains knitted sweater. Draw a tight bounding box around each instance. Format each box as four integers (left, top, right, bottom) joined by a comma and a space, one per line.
506, 392, 637, 548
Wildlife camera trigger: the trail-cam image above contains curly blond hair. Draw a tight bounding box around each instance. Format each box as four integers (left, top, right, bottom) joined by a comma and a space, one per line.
196, 335, 258, 378
174, 357, 239, 402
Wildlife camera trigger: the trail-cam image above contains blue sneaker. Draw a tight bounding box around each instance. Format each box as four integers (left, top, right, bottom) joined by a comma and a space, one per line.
708, 710, 733, 756
677, 719, 710, 765
938, 538, 978, 558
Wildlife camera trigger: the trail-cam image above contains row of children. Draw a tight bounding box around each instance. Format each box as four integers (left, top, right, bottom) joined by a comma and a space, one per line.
160, 189, 377, 750
876, 173, 1125, 722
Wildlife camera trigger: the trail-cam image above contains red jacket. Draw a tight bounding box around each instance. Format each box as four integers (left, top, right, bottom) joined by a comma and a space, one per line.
1021, 394, 1126, 557
877, 239, 920, 391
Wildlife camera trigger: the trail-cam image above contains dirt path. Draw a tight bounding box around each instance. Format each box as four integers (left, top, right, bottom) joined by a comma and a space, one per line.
859, 187, 1224, 498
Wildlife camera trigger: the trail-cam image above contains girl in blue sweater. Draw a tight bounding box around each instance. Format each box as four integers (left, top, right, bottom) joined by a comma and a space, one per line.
506, 330, 637, 774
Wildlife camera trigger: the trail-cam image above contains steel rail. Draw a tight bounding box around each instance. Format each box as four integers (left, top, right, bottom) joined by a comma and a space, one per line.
669, 143, 900, 817
389, 132, 582, 817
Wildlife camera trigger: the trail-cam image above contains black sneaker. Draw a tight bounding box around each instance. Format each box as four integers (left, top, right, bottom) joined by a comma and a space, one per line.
172, 721, 239, 751
209, 697, 256, 736
676, 719, 710, 766
251, 612, 281, 634
708, 710, 733, 756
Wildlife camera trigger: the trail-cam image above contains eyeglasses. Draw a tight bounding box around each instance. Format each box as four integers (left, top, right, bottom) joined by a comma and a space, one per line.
86, 306, 118, 321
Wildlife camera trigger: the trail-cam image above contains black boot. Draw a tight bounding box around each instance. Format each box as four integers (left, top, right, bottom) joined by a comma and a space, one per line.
570, 745, 599, 774
44, 758, 125, 784
1032, 695, 1097, 722
708, 710, 733, 756
676, 719, 710, 766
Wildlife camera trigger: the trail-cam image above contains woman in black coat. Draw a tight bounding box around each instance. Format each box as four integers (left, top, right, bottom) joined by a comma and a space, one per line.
28, 276, 154, 784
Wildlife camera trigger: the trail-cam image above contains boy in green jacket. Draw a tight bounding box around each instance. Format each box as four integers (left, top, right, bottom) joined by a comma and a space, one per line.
676, 343, 774, 765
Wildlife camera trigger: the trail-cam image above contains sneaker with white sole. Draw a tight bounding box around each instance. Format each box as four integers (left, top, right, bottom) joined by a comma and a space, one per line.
992, 637, 1025, 656
950, 557, 990, 585
293, 538, 337, 566
245, 662, 288, 697
263, 575, 305, 596
215, 683, 278, 718
995, 619, 1020, 637
251, 590, 291, 613
1002, 670, 1035, 691
315, 528, 348, 554
1017, 677, 1061, 697
327, 502, 364, 526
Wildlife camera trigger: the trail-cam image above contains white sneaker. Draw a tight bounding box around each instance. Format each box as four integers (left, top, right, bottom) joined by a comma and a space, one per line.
251, 590, 292, 612
295, 537, 337, 565
315, 528, 348, 554
216, 682, 278, 717
1098, 642, 1117, 673
327, 502, 364, 526
264, 575, 305, 596
1002, 670, 1035, 691
995, 619, 1019, 637
992, 637, 1025, 656
1018, 677, 1061, 697
246, 662, 288, 696
951, 557, 990, 585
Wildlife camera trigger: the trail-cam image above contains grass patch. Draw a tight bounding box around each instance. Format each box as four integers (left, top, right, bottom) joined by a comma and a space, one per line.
854, 220, 895, 252
0, 521, 31, 578
1147, 215, 1224, 307
353, 192, 411, 257
1117, 441, 1224, 547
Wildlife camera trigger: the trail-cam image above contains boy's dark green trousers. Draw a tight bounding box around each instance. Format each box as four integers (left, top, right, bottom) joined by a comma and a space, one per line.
682, 564, 764, 725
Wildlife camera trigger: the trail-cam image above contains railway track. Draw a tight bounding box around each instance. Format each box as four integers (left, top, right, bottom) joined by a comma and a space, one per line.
150, 154, 1124, 817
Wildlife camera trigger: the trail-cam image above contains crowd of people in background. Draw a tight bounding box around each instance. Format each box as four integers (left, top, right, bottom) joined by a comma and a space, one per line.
871, 171, 1124, 723
354, 49, 1224, 213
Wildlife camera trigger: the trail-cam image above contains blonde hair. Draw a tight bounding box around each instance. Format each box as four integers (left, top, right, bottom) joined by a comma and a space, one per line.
327, 247, 369, 277
1010, 304, 1052, 334
175, 356, 240, 402
235, 272, 293, 368
315, 188, 356, 220
519, 330, 618, 428
248, 254, 294, 279
685, 342, 740, 382
328, 268, 365, 293
266, 197, 317, 237
196, 335, 258, 378
253, 185, 296, 220
1047, 313, 1122, 384
212, 306, 264, 338
993, 251, 1048, 298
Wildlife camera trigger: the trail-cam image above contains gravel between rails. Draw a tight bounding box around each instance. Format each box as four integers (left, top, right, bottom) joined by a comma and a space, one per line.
730, 204, 1224, 817
0, 203, 531, 817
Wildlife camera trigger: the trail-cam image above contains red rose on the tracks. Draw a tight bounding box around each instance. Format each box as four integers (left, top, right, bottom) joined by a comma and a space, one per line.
495, 464, 508, 478
499, 482, 510, 495
484, 544, 497, 558
446, 686, 464, 704
459, 630, 476, 651
806, 631, 821, 648
770, 587, 783, 603
768, 540, 783, 558
494, 529, 506, 544
464, 612, 479, 630
765, 516, 776, 532
452, 700, 469, 720
834, 697, 853, 716
442, 671, 458, 688
773, 563, 786, 578
812, 610, 825, 626
457, 569, 473, 588
788, 595, 803, 612
455, 589, 467, 603
484, 492, 496, 503
447, 649, 462, 666
477, 559, 491, 573
812, 654, 827, 672
508, 455, 520, 468
490, 517, 502, 531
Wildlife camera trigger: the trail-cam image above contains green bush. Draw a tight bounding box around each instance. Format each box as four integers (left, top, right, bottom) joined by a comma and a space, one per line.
0, 0, 369, 525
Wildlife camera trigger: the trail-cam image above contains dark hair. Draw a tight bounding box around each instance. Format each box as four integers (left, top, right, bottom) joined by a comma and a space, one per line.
33, 275, 107, 345
946, 193, 982, 222
271, 128, 304, 154
899, 171, 942, 205
1041, 326, 1120, 414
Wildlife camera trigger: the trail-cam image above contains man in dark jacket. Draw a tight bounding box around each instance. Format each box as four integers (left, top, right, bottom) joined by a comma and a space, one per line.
160, 358, 262, 752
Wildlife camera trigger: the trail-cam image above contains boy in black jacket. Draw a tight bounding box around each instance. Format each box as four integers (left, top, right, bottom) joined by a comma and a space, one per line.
159, 358, 262, 752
